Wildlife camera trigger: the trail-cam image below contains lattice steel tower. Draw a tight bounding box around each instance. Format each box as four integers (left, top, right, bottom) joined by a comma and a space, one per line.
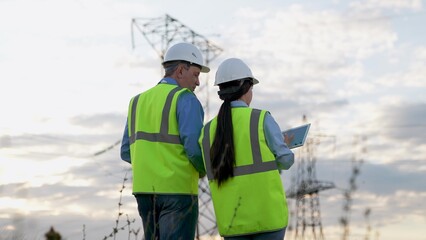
131, 14, 223, 119
131, 14, 223, 238
286, 115, 335, 240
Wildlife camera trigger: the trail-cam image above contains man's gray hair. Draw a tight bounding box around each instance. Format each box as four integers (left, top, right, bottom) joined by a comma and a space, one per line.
163, 61, 190, 77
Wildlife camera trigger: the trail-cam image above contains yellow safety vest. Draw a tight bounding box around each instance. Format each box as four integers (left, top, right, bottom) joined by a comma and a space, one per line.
200, 108, 288, 236
128, 84, 199, 195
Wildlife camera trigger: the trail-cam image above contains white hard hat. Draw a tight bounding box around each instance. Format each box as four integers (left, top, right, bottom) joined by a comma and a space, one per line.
162, 42, 210, 73
214, 58, 259, 86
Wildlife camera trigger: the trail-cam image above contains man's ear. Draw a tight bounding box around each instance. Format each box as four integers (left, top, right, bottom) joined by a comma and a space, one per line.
177, 64, 183, 74
176, 64, 186, 79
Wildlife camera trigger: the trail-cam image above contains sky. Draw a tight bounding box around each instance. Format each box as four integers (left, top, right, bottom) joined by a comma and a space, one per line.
1, 0, 426, 239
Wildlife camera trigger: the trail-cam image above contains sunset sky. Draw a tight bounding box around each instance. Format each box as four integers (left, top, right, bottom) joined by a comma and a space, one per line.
1, 0, 425, 239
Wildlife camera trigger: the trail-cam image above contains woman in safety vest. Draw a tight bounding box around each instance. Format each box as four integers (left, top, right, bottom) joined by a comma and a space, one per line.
199, 58, 294, 240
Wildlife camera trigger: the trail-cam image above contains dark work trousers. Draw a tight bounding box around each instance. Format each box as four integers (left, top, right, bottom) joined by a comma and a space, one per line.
135, 194, 198, 240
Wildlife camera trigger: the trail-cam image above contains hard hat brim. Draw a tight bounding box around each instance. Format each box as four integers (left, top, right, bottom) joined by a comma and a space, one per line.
214, 77, 259, 86
200, 65, 210, 73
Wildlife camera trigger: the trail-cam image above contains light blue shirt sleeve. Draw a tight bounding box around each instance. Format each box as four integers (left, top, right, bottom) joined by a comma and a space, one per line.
263, 112, 295, 170
120, 121, 131, 163
177, 91, 206, 175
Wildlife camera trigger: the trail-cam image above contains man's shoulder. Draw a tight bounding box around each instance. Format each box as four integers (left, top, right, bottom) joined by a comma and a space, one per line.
177, 89, 197, 100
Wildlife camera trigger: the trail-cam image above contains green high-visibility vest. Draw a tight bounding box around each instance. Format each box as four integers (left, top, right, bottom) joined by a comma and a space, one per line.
200, 108, 288, 236
128, 84, 199, 195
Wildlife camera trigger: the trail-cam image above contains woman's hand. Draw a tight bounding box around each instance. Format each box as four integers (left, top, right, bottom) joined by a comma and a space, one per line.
284, 133, 294, 146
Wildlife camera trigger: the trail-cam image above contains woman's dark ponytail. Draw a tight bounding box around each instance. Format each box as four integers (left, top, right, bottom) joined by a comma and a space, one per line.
210, 79, 253, 186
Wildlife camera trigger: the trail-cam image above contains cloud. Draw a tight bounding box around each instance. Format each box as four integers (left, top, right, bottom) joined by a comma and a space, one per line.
212, 5, 398, 112
1, 1, 426, 239
315, 159, 426, 195
0, 132, 122, 162
350, 0, 422, 12
374, 102, 426, 143
301, 101, 426, 165
376, 46, 426, 88
0, 142, 123, 225
0, 112, 127, 161
0, 135, 12, 149
0, 152, 136, 239
70, 113, 126, 130
281, 155, 426, 237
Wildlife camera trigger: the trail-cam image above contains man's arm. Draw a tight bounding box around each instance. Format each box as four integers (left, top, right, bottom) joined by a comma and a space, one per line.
120, 121, 131, 163
177, 92, 206, 177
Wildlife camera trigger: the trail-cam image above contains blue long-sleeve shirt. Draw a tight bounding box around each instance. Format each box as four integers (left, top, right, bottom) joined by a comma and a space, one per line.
120, 77, 206, 174
231, 100, 294, 170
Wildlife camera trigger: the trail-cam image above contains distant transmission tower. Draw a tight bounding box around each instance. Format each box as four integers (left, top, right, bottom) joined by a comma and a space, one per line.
286, 115, 335, 240
131, 14, 223, 119
131, 14, 223, 239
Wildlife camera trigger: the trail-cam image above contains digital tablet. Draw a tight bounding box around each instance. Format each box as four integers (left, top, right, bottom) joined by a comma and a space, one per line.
281, 123, 311, 149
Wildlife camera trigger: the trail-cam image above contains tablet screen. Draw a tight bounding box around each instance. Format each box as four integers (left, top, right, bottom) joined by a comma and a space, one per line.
282, 123, 311, 149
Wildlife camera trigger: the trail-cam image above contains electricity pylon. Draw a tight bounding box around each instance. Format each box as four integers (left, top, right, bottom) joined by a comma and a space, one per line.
131, 14, 223, 239
131, 14, 223, 119
286, 115, 335, 240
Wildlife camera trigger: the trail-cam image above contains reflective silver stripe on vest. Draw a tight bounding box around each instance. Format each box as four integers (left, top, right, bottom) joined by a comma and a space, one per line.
130, 93, 140, 138
129, 86, 183, 145
202, 109, 278, 181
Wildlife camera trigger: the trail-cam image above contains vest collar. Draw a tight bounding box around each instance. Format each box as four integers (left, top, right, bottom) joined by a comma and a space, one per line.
159, 77, 178, 85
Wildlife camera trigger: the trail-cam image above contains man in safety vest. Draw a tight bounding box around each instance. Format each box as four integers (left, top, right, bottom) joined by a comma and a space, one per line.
199, 58, 294, 239
120, 42, 210, 240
